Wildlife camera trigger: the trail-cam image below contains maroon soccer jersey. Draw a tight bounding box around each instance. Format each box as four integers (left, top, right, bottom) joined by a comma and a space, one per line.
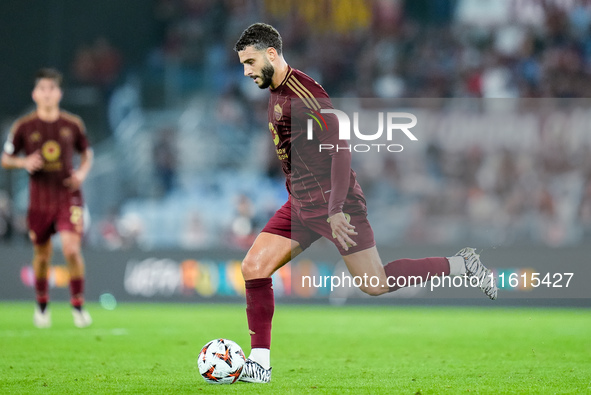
4, 111, 89, 212
268, 67, 365, 216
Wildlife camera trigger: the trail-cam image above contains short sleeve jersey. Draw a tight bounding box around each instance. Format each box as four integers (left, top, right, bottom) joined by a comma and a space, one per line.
3, 111, 89, 212
268, 66, 364, 213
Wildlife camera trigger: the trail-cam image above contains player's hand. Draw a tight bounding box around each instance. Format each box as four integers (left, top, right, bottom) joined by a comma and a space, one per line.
24, 150, 44, 173
63, 171, 83, 191
327, 212, 357, 252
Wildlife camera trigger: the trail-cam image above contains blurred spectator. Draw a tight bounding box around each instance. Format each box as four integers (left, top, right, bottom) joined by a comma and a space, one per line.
71, 37, 123, 89
0, 190, 12, 242
72, 44, 97, 85
94, 37, 123, 88
579, 181, 591, 230
118, 212, 145, 249
181, 211, 209, 249
99, 208, 124, 250
153, 128, 178, 197
227, 194, 257, 250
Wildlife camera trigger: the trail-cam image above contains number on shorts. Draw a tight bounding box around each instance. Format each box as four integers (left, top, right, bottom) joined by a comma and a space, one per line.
70, 206, 83, 226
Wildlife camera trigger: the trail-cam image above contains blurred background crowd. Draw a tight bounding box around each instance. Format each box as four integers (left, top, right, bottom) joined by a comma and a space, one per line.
1, 0, 591, 250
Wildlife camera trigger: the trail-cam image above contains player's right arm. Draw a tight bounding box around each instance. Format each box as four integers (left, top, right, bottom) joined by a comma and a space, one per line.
63, 147, 93, 191
1, 150, 44, 173
1, 121, 44, 173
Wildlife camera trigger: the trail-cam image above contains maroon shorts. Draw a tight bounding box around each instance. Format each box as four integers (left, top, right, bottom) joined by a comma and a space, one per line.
261, 198, 376, 256
27, 205, 84, 245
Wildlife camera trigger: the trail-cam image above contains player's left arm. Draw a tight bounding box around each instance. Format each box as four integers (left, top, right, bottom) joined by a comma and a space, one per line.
325, 142, 358, 252
313, 98, 358, 251
64, 119, 93, 191
1, 120, 44, 173
64, 147, 93, 191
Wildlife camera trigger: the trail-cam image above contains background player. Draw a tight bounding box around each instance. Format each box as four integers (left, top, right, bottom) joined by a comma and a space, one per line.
234, 23, 498, 383
2, 68, 93, 328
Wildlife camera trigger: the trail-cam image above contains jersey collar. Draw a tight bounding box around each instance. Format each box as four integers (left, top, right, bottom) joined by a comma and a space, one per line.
270, 65, 293, 92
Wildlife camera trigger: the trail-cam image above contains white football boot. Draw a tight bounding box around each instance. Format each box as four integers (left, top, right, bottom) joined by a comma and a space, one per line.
72, 308, 93, 328
454, 247, 498, 300
33, 306, 51, 328
239, 359, 272, 383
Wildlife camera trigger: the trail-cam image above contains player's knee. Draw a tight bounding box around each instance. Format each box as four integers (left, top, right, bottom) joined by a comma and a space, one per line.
62, 245, 81, 261
34, 249, 51, 265
241, 256, 270, 280
36, 254, 51, 266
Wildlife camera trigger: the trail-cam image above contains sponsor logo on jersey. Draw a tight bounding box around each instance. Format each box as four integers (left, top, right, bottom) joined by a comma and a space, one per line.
274, 104, 283, 121
269, 123, 287, 160
30, 131, 41, 142
269, 123, 280, 146
42, 140, 61, 162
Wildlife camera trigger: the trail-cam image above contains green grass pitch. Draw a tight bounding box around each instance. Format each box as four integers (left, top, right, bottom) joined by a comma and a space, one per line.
0, 302, 589, 394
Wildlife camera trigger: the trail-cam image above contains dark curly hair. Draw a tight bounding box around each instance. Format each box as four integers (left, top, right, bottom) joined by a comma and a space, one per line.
35, 68, 63, 88
234, 23, 282, 55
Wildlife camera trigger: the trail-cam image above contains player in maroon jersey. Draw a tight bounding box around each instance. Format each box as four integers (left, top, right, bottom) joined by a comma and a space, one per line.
1, 68, 93, 328
234, 24, 498, 383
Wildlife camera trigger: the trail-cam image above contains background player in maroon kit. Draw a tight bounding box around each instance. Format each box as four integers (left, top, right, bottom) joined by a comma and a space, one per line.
234, 24, 498, 383
2, 68, 93, 328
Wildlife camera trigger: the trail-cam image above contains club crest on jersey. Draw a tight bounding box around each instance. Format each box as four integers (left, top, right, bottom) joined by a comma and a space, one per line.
30, 131, 41, 142
60, 127, 72, 139
274, 104, 283, 121
42, 140, 61, 162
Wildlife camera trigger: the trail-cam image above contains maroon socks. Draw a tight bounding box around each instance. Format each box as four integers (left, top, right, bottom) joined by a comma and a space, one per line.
35, 278, 49, 311
245, 278, 274, 349
384, 257, 450, 292
35, 277, 86, 311
70, 277, 85, 310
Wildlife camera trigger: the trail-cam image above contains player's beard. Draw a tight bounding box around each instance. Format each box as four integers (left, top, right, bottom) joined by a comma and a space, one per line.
256, 59, 275, 89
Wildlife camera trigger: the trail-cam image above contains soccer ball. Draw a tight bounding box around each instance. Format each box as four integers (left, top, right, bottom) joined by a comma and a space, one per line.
197, 338, 246, 384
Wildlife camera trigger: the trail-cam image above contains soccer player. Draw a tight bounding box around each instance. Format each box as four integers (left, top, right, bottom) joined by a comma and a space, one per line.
1, 68, 93, 328
234, 23, 498, 383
